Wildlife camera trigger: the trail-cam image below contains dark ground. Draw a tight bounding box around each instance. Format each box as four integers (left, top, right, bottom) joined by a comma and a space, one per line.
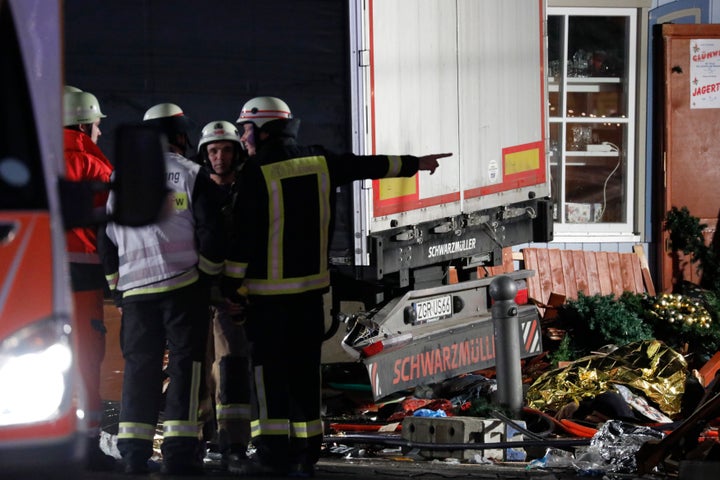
72, 455, 671, 480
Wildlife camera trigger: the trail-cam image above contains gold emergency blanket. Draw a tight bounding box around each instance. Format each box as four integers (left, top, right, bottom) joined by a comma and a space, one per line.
526, 340, 687, 416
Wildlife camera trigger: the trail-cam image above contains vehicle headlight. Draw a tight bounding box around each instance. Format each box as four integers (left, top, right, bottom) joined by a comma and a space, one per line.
0, 318, 74, 427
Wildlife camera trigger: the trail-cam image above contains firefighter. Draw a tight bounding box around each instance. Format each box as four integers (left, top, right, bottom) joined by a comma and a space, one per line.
224, 96, 450, 477
62, 89, 116, 471
99, 103, 225, 475
196, 120, 252, 471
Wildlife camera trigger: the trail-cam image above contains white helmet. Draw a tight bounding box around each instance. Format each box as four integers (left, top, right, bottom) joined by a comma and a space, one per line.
63, 91, 106, 126
236, 96, 292, 128
197, 120, 241, 152
142, 102, 192, 137
64, 85, 82, 93
143, 102, 186, 122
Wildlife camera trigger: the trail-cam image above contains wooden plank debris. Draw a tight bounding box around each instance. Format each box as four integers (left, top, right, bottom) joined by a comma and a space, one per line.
633, 244, 657, 296
520, 247, 655, 305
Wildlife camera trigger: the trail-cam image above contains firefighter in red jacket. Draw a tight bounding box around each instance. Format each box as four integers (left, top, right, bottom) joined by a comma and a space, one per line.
224, 96, 450, 477
62, 88, 116, 470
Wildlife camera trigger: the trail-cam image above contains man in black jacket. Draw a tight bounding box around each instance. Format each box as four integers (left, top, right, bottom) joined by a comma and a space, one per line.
196, 120, 253, 471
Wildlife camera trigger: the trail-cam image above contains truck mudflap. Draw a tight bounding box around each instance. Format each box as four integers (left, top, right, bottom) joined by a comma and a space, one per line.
361, 305, 541, 401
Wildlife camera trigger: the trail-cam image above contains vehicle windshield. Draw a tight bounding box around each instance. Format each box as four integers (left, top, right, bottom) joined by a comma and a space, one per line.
0, 0, 48, 211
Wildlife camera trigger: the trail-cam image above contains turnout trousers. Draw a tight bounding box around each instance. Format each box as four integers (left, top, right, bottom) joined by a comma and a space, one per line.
116, 282, 209, 467
244, 293, 325, 469
209, 304, 252, 453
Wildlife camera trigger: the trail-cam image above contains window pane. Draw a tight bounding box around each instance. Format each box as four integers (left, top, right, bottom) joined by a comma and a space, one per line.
547, 15, 564, 116
566, 16, 626, 79
547, 11, 633, 229
564, 122, 627, 224
0, 3, 47, 210
566, 80, 627, 118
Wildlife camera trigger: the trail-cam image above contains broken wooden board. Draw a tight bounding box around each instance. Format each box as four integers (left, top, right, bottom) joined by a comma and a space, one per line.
521, 247, 652, 306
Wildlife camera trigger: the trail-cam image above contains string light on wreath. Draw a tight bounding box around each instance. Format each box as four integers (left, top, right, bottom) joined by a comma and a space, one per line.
649, 293, 712, 328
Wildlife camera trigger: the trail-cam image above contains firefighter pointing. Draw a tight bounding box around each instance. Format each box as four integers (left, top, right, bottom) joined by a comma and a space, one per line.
223, 96, 450, 477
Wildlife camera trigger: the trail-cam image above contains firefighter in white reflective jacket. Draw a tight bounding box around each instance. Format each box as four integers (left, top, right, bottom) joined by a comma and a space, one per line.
99, 103, 226, 475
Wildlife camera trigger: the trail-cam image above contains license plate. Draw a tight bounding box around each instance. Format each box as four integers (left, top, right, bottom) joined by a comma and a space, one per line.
413, 295, 452, 324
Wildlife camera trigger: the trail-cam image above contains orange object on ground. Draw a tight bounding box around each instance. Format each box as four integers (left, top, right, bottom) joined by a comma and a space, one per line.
522, 407, 598, 438
699, 351, 720, 387
559, 419, 599, 438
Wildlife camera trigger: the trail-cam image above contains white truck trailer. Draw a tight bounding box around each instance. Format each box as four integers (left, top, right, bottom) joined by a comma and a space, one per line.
326, 0, 552, 400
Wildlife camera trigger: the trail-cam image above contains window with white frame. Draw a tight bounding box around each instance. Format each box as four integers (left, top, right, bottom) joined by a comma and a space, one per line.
548, 7, 638, 240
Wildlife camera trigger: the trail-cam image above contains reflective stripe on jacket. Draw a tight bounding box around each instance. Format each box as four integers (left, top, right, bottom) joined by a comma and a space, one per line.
224, 119, 419, 298
103, 152, 225, 297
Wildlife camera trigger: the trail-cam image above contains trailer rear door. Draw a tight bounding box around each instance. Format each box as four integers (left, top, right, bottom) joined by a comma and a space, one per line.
353, 0, 549, 233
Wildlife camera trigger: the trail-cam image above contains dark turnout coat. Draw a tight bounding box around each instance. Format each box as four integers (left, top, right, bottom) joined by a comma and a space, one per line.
223, 118, 422, 299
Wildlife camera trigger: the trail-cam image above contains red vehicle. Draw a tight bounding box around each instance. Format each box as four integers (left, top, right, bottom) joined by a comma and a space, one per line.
0, 0, 164, 475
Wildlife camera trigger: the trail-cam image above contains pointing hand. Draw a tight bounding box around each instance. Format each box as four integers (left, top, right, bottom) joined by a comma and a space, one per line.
418, 153, 452, 175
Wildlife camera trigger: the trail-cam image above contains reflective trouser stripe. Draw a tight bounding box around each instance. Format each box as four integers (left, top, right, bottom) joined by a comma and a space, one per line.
249, 419, 322, 439
290, 419, 323, 439
251, 419, 289, 437
163, 420, 202, 438
251, 364, 322, 439
217, 403, 251, 421
252, 364, 286, 437
118, 422, 155, 441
